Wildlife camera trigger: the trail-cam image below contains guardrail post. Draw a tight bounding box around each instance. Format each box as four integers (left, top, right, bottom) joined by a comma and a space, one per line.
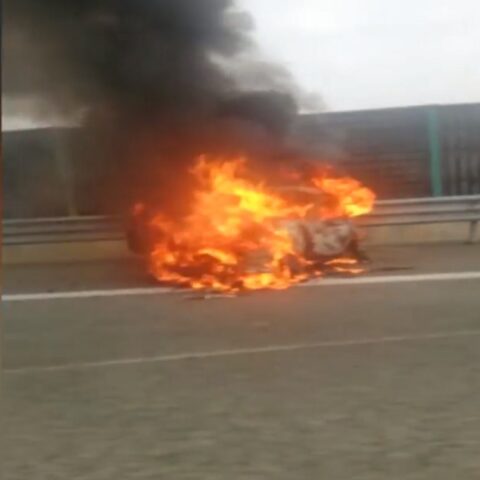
427, 106, 443, 197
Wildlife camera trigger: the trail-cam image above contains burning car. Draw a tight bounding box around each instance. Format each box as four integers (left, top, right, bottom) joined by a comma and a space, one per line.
126, 155, 374, 292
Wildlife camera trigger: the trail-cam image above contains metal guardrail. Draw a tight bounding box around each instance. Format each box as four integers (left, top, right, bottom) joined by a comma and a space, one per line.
360, 194, 480, 222
2, 216, 123, 245
3, 195, 480, 245
359, 195, 480, 242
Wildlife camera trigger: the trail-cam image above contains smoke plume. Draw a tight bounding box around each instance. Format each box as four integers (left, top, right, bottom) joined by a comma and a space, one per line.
3, 0, 319, 214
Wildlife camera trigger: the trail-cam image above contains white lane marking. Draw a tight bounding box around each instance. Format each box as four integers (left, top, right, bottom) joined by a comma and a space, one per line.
5, 329, 480, 375
300, 271, 480, 288
2, 286, 174, 302
3, 271, 480, 302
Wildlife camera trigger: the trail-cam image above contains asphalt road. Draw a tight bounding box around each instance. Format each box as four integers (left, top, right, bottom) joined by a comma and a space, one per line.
2, 244, 480, 479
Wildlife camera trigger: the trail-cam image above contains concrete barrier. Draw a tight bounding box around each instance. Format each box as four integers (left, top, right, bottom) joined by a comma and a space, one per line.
3, 221, 478, 265
362, 222, 478, 246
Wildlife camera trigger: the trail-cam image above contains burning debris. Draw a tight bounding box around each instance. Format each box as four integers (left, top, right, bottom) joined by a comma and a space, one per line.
7, 1, 376, 292
127, 155, 375, 292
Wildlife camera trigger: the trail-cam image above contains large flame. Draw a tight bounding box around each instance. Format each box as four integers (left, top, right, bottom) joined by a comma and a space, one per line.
138, 155, 375, 292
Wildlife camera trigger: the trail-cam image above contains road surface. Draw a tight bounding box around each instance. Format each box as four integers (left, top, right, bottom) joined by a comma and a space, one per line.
3, 244, 480, 479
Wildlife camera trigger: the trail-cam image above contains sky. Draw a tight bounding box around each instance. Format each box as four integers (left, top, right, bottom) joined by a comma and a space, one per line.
240, 0, 480, 112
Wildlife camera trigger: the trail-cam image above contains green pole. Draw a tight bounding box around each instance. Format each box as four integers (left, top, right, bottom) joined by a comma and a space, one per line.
426, 107, 443, 196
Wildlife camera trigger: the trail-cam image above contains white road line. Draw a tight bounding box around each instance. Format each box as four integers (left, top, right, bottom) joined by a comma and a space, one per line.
2, 286, 174, 302
5, 329, 480, 375
3, 271, 480, 302
300, 271, 480, 288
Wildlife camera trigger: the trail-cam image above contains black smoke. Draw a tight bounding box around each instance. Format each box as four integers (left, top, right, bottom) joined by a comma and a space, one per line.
3, 0, 306, 214
5, 1, 256, 108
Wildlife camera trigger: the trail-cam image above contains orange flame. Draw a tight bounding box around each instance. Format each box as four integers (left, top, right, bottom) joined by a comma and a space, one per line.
143, 155, 375, 292
312, 176, 376, 218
